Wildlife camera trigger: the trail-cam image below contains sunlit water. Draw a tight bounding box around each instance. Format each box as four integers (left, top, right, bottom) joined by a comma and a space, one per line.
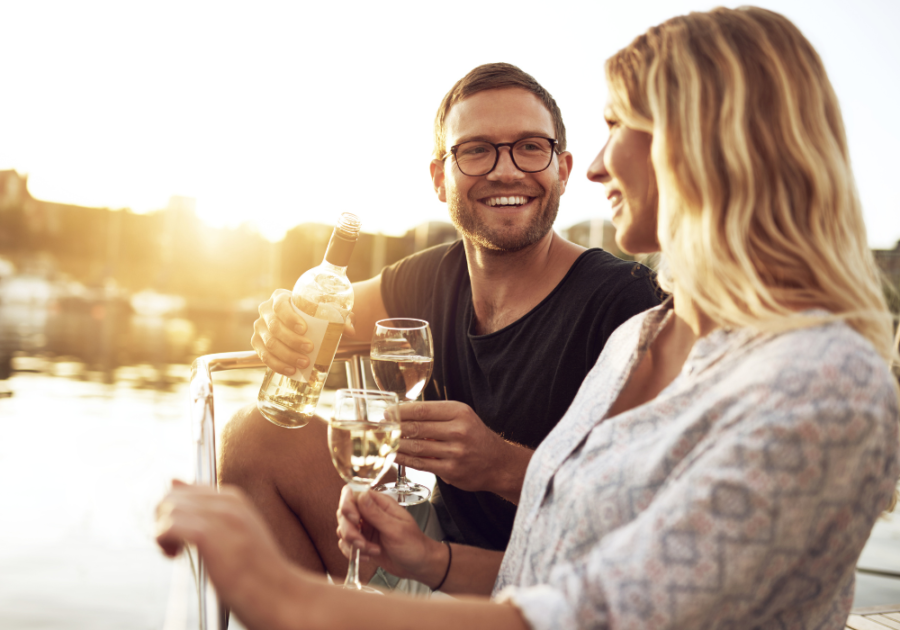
0, 366, 897, 629
0, 364, 259, 629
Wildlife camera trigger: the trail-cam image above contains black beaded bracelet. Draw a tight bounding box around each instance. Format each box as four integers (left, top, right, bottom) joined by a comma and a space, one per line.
433, 541, 452, 591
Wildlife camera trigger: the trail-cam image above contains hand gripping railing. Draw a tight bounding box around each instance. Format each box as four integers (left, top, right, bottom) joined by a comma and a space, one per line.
189, 342, 371, 630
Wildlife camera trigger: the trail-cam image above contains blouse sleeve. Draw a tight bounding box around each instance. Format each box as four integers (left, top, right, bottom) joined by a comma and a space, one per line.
497, 344, 900, 629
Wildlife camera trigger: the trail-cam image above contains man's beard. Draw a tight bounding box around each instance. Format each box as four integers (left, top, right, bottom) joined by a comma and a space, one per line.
448, 181, 561, 253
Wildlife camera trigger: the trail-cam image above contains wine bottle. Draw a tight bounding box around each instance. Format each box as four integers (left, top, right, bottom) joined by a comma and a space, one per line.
257, 213, 360, 428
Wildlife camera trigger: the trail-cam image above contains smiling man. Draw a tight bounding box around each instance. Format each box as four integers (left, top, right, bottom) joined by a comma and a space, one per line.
437, 89, 563, 256
219, 63, 661, 595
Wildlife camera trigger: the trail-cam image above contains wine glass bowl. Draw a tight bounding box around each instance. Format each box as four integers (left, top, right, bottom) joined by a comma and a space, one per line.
370, 353, 432, 401
327, 388, 400, 592
369, 318, 434, 506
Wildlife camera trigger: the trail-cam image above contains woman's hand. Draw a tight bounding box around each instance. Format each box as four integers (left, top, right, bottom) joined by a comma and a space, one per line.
336, 487, 447, 587
156, 480, 301, 625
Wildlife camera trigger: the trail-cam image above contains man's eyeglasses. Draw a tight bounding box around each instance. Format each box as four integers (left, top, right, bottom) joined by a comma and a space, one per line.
443, 137, 559, 177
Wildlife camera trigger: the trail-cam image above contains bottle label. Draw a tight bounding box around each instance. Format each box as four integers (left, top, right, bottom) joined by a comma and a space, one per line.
289, 301, 342, 383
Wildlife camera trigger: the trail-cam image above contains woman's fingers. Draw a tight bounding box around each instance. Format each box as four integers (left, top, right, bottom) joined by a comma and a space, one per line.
155, 502, 185, 557
337, 514, 367, 547
155, 495, 213, 556
337, 485, 361, 521
158, 538, 183, 558
356, 490, 415, 536
336, 488, 419, 562
336, 528, 381, 560
336, 534, 353, 559
336, 487, 372, 551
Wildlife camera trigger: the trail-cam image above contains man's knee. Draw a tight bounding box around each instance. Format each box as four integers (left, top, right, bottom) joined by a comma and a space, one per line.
218, 402, 328, 485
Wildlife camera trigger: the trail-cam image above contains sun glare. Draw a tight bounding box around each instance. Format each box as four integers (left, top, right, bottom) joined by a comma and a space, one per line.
1, 0, 898, 247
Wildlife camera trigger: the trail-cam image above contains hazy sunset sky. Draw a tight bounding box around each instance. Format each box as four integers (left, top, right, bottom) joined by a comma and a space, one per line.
2, 0, 898, 246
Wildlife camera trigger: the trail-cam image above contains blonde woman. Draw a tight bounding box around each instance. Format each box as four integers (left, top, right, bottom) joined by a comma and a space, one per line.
156, 7, 899, 629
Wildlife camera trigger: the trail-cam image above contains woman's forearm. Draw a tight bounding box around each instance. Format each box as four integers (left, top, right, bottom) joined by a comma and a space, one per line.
279, 570, 529, 630
398, 536, 504, 596
434, 544, 505, 597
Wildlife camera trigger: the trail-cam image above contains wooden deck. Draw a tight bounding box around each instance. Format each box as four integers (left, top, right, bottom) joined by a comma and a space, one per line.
846, 605, 900, 629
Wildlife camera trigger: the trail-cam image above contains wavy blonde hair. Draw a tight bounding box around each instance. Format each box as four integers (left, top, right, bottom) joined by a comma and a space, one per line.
606, 6, 896, 363
606, 6, 899, 508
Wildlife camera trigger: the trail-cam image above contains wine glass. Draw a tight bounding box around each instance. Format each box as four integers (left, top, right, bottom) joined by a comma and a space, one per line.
327, 388, 401, 593
369, 318, 434, 507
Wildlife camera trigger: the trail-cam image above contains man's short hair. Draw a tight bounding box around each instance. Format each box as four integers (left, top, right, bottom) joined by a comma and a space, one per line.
433, 62, 567, 159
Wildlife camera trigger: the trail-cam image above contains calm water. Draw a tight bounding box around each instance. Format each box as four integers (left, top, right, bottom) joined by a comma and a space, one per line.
0, 363, 898, 629
0, 362, 261, 629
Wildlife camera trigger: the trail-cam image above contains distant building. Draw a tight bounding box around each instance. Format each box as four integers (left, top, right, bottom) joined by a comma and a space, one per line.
0, 169, 113, 277
412, 221, 460, 251
0, 169, 26, 209
873, 241, 900, 314
280, 220, 459, 286
0, 171, 275, 300
873, 241, 900, 286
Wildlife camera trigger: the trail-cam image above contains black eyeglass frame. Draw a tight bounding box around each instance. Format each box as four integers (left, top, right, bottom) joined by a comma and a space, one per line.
443, 136, 560, 176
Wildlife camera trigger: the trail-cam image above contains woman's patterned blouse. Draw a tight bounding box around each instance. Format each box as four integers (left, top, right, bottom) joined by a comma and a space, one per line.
494, 304, 900, 629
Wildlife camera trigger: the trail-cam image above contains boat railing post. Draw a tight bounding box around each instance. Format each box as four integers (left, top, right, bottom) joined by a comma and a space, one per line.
186, 343, 370, 629
190, 351, 264, 630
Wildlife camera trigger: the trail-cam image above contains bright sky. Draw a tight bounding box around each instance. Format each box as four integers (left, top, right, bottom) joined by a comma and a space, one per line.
2, 0, 898, 247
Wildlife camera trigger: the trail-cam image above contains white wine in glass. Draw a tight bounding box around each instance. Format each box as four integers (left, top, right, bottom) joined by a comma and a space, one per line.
370, 318, 434, 507
370, 354, 433, 401
327, 388, 400, 593
330, 419, 401, 490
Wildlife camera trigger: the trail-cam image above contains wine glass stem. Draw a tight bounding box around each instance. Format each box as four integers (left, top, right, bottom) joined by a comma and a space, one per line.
394, 399, 415, 491
344, 548, 363, 589
396, 464, 410, 490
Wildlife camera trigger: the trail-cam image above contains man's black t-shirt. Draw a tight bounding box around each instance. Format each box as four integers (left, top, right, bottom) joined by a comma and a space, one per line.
380, 240, 661, 550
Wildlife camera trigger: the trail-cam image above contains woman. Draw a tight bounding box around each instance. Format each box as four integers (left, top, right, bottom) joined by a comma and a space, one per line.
156, 7, 899, 629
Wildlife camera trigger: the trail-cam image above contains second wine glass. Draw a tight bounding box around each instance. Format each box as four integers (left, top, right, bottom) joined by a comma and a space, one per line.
328, 388, 401, 593
369, 318, 434, 507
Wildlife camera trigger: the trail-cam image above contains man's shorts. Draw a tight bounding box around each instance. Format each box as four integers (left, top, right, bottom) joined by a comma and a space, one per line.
367, 500, 446, 597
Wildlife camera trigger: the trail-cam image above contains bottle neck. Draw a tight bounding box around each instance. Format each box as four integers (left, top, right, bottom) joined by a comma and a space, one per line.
318, 259, 348, 276
324, 227, 357, 267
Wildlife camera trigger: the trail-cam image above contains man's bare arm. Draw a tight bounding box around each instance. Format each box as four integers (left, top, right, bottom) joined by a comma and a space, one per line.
344, 275, 389, 343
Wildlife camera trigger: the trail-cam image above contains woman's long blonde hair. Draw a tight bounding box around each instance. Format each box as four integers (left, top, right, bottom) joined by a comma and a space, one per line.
605, 6, 897, 366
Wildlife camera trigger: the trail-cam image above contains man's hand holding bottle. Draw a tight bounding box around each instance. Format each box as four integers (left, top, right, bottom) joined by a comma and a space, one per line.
252, 290, 533, 502
252, 288, 358, 377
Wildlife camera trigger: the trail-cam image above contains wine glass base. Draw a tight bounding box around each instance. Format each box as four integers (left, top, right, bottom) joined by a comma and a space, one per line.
341, 584, 384, 594
373, 481, 431, 507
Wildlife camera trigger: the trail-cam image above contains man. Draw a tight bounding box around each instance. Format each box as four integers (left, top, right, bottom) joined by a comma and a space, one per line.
219, 62, 660, 593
